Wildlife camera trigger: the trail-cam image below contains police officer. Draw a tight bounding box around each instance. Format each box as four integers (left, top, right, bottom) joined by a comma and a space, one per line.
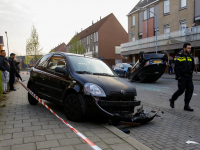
169, 43, 195, 111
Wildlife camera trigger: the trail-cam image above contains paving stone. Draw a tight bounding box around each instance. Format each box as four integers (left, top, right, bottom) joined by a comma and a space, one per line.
14, 122, 31, 128
83, 131, 95, 137
73, 143, 93, 150
110, 143, 137, 150
23, 125, 42, 131
42, 124, 60, 130
36, 140, 60, 149
0, 138, 23, 146
53, 128, 71, 134
0, 134, 12, 140
90, 128, 109, 134
45, 133, 66, 140
5, 120, 22, 125
0, 124, 13, 129
65, 132, 79, 138
11, 143, 36, 150
24, 135, 46, 143
23, 118, 39, 123
3, 127, 22, 134
96, 132, 118, 139
34, 129, 53, 135
93, 142, 110, 150
58, 138, 82, 146
102, 137, 125, 145
13, 131, 33, 138
32, 121, 49, 126
0, 146, 11, 150
50, 145, 75, 150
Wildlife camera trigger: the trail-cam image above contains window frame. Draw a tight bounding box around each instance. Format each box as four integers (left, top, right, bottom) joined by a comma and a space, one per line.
46, 54, 67, 73
143, 10, 147, 20
163, 0, 170, 15
180, 0, 187, 9
149, 7, 154, 18
164, 24, 170, 39
132, 34, 135, 41
132, 15, 135, 27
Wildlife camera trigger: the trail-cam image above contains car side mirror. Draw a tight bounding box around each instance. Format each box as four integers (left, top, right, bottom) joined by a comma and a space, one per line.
55, 67, 69, 77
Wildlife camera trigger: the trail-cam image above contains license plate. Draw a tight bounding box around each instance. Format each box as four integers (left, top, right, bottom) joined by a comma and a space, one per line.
153, 60, 161, 63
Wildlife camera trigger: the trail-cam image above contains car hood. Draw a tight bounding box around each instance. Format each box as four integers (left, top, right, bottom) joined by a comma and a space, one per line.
77, 74, 137, 96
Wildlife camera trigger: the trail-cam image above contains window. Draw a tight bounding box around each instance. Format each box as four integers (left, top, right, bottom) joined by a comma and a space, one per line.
37, 54, 51, 68
180, 0, 186, 9
132, 15, 135, 26
150, 7, 154, 18
164, 24, 170, 39
164, 0, 170, 14
132, 34, 135, 41
115, 46, 121, 54
94, 33, 96, 42
144, 10, 147, 20
47, 55, 66, 71
95, 46, 98, 53
96, 32, 98, 41
91, 34, 92, 39
180, 20, 186, 35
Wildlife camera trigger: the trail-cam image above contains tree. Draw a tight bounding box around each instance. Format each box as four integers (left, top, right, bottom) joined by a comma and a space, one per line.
69, 34, 86, 54
49, 49, 55, 53
26, 25, 43, 60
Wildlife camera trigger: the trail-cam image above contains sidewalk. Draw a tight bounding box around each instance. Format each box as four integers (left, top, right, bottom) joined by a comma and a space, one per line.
161, 72, 200, 81
0, 74, 149, 150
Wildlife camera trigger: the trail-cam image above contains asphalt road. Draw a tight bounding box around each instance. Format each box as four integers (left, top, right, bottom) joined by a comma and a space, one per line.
119, 77, 200, 150
132, 77, 200, 118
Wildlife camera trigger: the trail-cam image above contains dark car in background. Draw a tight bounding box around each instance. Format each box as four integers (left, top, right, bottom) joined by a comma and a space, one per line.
27, 53, 141, 122
114, 63, 132, 78
128, 51, 168, 82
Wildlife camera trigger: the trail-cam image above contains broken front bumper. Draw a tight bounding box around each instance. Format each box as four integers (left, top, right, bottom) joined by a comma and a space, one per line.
93, 97, 157, 124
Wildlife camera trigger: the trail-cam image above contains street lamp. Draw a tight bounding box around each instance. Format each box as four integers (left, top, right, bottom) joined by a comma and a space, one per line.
5, 31, 9, 58
137, 7, 158, 54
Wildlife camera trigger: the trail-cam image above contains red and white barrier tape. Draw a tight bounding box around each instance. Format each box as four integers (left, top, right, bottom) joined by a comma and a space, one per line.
16, 78, 102, 150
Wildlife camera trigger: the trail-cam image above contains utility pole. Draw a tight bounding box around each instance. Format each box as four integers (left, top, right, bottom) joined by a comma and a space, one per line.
5, 31, 9, 58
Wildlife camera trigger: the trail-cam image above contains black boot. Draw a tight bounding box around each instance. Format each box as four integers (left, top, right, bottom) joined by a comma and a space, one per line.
169, 99, 174, 108
184, 105, 194, 111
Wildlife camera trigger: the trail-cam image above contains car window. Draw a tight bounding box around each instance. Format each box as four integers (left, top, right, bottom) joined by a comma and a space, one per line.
37, 54, 51, 68
123, 64, 132, 68
120, 64, 123, 68
47, 55, 66, 71
68, 56, 117, 76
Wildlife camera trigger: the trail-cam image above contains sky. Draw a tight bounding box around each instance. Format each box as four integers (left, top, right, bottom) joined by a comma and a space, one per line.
0, 0, 139, 56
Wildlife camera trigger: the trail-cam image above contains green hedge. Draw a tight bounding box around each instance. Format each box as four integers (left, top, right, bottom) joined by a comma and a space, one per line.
0, 71, 3, 96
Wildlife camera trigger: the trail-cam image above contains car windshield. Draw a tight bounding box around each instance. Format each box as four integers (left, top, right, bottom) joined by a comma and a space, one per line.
68, 56, 118, 77
123, 64, 132, 68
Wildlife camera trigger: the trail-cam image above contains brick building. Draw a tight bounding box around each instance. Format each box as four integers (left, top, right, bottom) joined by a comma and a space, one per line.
53, 43, 67, 52
121, 0, 200, 68
66, 13, 128, 67
0, 36, 4, 51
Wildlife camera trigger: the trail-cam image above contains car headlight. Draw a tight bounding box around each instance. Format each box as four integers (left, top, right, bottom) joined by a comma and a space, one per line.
84, 83, 106, 97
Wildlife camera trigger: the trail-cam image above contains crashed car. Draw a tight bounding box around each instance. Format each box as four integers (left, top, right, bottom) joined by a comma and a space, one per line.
128, 51, 168, 82
28, 52, 156, 123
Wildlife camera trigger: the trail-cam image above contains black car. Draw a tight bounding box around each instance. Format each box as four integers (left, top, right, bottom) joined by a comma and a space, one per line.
114, 63, 132, 77
128, 51, 168, 82
27, 53, 144, 122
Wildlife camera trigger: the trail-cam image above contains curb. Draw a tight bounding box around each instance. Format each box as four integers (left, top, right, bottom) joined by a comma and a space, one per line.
102, 124, 152, 150
161, 77, 200, 81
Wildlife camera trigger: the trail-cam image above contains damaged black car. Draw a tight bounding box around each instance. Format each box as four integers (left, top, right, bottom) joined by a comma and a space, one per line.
28, 52, 156, 123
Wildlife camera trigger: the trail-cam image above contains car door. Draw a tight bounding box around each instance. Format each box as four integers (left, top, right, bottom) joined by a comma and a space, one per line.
45, 54, 70, 102
114, 63, 124, 76
33, 54, 52, 98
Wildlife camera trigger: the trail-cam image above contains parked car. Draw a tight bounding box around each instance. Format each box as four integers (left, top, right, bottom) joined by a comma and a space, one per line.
128, 51, 168, 82
28, 53, 156, 123
114, 63, 132, 78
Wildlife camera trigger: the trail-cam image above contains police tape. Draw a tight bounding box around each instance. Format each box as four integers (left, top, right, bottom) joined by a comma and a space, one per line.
15, 78, 102, 150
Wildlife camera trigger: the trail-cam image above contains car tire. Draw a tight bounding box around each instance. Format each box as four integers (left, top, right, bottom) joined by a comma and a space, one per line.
64, 94, 83, 122
28, 84, 38, 105
124, 72, 127, 78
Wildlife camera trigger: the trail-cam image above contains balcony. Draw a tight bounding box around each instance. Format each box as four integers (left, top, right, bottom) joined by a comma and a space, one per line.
121, 26, 200, 56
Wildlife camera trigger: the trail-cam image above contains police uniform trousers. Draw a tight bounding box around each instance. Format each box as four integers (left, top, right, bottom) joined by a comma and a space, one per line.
9, 71, 15, 90
172, 76, 194, 104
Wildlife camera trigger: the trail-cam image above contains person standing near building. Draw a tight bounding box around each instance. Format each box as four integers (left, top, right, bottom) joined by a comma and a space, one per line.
168, 56, 173, 74
169, 43, 195, 111
9, 53, 18, 91
0, 50, 10, 94
194, 55, 199, 73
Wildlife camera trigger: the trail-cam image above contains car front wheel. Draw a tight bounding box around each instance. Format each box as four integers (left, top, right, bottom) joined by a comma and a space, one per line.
64, 94, 83, 122
28, 84, 38, 105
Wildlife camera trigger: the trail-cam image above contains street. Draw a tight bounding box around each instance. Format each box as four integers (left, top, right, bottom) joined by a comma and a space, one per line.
122, 77, 200, 150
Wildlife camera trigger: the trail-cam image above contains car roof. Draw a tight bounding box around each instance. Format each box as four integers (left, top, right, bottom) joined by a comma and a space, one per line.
48, 52, 95, 59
